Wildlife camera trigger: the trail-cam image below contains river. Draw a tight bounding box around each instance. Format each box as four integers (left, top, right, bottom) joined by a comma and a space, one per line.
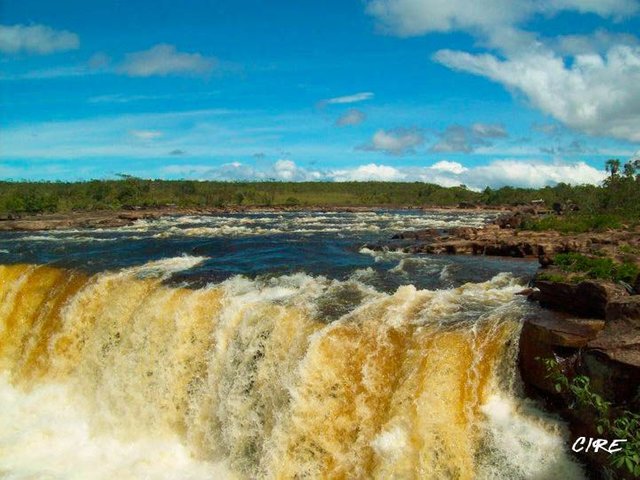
0, 210, 585, 479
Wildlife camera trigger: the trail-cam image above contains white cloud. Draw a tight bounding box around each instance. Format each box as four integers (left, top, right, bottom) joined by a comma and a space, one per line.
540, 139, 595, 155
335, 159, 605, 188
1, 52, 110, 81
162, 162, 257, 180
364, 0, 640, 142
87, 52, 111, 70
532, 123, 563, 136
549, 29, 639, 56
210, 162, 261, 180
331, 163, 403, 181
87, 91, 220, 104
431, 125, 478, 153
471, 123, 508, 138
366, 0, 527, 37
7, 65, 93, 80
430, 160, 468, 174
118, 44, 216, 77
402, 159, 605, 188
463, 159, 606, 187
365, 0, 638, 38
431, 123, 507, 153
360, 128, 424, 155
434, 45, 640, 142
0, 24, 79, 55
273, 159, 297, 179
89, 94, 166, 104
130, 130, 163, 140
163, 159, 323, 182
336, 109, 367, 126
272, 159, 322, 180
161, 158, 604, 189
324, 92, 374, 105
544, 0, 639, 17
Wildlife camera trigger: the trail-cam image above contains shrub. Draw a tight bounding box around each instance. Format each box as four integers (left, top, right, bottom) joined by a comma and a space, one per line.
539, 357, 640, 477
521, 214, 625, 234
553, 253, 639, 283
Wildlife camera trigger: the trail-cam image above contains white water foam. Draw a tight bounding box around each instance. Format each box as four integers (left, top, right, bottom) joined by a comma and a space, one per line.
5, 211, 495, 242
0, 376, 237, 480
0, 266, 584, 479
477, 393, 585, 479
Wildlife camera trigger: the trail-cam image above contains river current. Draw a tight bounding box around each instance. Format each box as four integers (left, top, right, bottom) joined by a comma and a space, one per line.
0, 210, 585, 479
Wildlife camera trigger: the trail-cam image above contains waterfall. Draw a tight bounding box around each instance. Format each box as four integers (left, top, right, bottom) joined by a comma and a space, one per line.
0, 260, 584, 479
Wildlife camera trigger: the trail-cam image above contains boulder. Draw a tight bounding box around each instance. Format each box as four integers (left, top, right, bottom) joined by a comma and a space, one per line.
391, 229, 440, 241
534, 279, 626, 319
577, 298, 640, 406
519, 311, 604, 394
580, 348, 640, 407
538, 254, 553, 267
118, 212, 144, 221
606, 296, 640, 321
457, 202, 477, 209
449, 227, 478, 240
493, 211, 527, 229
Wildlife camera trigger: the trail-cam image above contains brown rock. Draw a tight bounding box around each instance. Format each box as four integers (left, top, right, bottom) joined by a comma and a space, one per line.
518, 311, 604, 394
581, 300, 640, 405
450, 227, 478, 240
524, 312, 605, 348
606, 296, 640, 321
580, 348, 640, 406
118, 212, 143, 220
534, 279, 626, 318
391, 228, 440, 241
538, 254, 553, 267
457, 202, 477, 209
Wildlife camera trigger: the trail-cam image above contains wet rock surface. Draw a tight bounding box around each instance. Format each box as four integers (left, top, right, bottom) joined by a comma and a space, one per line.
534, 278, 627, 318
518, 310, 605, 393
519, 292, 640, 479
371, 212, 640, 261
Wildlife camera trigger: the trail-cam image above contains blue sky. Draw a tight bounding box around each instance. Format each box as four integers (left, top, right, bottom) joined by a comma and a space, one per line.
1, 0, 640, 188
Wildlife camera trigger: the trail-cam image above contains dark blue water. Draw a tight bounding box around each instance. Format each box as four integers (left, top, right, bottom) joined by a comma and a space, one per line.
0, 210, 537, 291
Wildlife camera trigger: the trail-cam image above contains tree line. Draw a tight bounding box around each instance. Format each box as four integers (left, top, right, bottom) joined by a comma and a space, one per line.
1, 159, 638, 225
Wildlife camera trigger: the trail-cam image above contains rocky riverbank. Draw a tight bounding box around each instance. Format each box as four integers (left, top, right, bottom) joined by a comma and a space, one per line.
520, 274, 640, 479
0, 204, 507, 232
370, 208, 640, 478
366, 211, 640, 262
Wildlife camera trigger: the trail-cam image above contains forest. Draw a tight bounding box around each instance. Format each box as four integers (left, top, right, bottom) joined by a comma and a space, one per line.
1, 159, 638, 232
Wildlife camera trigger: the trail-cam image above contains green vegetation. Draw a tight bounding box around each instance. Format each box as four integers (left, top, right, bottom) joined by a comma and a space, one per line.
536, 271, 572, 283
520, 158, 640, 233
552, 253, 640, 283
620, 244, 640, 255
0, 179, 482, 216
520, 213, 625, 233
0, 158, 638, 224
540, 357, 640, 477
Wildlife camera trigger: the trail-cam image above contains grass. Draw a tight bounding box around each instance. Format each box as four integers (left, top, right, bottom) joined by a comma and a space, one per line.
520, 213, 628, 234
553, 252, 639, 283
620, 244, 640, 255
536, 272, 570, 283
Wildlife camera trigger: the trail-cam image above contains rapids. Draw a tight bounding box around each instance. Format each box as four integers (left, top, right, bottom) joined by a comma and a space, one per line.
0, 258, 585, 479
